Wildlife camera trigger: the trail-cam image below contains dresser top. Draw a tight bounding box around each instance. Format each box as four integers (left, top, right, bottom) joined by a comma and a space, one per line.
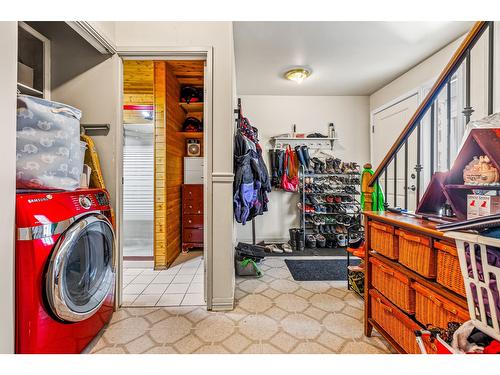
363, 211, 447, 239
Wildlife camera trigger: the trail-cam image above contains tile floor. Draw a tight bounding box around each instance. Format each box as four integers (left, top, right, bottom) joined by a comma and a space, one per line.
122, 255, 205, 307
91, 257, 393, 354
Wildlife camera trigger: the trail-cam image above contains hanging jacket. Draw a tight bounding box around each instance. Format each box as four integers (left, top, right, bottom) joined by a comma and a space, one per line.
233, 123, 271, 225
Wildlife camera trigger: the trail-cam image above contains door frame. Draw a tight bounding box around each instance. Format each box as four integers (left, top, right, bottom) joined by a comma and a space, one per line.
116, 46, 214, 310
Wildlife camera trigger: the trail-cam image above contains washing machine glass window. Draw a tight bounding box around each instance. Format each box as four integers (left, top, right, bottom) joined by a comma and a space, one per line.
46, 213, 115, 322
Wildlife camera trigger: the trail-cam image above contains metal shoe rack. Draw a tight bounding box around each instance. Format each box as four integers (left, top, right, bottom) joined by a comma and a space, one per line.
298, 166, 363, 249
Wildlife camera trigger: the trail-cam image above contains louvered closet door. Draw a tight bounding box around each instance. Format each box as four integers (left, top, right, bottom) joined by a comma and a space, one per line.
123, 124, 154, 257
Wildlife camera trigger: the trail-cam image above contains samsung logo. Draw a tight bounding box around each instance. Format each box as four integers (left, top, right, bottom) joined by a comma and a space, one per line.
28, 195, 52, 203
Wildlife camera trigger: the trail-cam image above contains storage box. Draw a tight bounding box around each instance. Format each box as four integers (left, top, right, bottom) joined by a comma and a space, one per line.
370, 257, 415, 314
467, 194, 480, 220
184, 157, 203, 184
397, 229, 436, 278
369, 289, 422, 353
17, 62, 34, 88
369, 221, 398, 259
478, 195, 500, 217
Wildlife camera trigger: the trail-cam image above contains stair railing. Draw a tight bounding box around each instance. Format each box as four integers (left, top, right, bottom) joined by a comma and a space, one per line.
364, 21, 495, 212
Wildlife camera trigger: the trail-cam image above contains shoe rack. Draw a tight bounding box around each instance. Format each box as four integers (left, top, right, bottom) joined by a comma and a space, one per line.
298, 165, 364, 251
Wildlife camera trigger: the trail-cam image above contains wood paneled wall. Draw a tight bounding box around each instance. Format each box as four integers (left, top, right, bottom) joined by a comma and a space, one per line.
164, 62, 186, 267
153, 60, 204, 269
153, 62, 167, 268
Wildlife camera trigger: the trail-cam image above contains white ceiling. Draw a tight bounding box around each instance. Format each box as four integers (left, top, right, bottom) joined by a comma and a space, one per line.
233, 21, 474, 96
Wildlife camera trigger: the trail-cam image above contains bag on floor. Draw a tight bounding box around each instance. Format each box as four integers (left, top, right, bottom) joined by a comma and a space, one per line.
16, 95, 84, 191
235, 257, 262, 277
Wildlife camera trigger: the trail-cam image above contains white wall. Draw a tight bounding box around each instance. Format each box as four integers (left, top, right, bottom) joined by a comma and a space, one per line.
370, 36, 465, 112
236, 95, 370, 243
114, 22, 236, 310
0, 21, 17, 354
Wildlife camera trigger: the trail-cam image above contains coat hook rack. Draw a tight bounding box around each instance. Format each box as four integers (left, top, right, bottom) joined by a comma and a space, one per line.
81, 123, 110, 136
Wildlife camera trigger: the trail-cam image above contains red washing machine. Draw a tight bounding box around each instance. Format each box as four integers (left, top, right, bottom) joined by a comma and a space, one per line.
16, 188, 115, 354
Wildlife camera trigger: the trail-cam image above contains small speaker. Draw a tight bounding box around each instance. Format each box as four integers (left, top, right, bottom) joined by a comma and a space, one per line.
186, 139, 201, 157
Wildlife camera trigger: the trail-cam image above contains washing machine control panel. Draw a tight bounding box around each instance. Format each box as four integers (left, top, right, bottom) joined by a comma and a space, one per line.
79, 195, 92, 209
94, 191, 109, 206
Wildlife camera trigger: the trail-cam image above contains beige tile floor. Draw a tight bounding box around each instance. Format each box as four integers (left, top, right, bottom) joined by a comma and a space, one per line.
90, 257, 393, 354
122, 255, 204, 307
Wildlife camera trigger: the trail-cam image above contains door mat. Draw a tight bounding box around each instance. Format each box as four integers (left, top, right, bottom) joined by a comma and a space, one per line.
284, 258, 361, 281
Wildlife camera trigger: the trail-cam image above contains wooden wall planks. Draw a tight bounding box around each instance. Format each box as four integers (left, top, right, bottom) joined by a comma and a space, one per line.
163, 62, 186, 267
153, 61, 168, 269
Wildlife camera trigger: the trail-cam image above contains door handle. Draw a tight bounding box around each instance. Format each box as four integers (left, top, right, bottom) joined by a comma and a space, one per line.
407, 185, 416, 192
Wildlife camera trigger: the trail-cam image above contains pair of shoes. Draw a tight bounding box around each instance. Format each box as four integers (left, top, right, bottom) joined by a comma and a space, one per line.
265, 244, 283, 253
282, 243, 293, 253
336, 233, 348, 247
311, 157, 326, 174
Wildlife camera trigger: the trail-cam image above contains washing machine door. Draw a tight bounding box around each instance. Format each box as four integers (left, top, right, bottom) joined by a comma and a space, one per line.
46, 213, 115, 322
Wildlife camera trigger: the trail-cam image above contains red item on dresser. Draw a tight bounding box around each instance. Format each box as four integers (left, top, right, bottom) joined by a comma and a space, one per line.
483, 340, 500, 354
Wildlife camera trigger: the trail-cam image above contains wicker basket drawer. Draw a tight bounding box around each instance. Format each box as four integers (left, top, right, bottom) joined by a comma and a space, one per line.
397, 229, 436, 278
369, 289, 421, 354
370, 257, 415, 314
369, 221, 397, 259
435, 241, 466, 297
412, 282, 469, 329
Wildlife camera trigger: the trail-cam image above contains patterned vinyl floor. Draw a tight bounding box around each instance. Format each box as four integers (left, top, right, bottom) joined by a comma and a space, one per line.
89, 257, 393, 354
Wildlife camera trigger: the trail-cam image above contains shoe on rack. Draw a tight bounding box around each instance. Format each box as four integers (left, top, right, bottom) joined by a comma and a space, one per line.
311, 158, 322, 174
325, 158, 335, 174
315, 234, 327, 248
336, 233, 348, 247
306, 234, 317, 248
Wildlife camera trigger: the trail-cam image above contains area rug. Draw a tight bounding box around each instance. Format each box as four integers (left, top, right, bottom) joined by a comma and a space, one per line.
284, 258, 361, 281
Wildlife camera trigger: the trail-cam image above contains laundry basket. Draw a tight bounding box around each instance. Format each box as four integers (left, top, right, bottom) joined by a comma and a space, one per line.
446, 231, 500, 341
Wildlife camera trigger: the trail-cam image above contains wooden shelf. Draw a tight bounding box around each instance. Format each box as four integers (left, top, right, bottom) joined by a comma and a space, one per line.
177, 131, 203, 139
17, 82, 43, 97
179, 102, 203, 113
446, 183, 500, 190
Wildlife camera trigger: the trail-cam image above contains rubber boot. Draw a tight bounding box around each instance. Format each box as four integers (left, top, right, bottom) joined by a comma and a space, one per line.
295, 229, 305, 251
311, 158, 322, 174
294, 146, 307, 172
301, 145, 313, 173
289, 228, 297, 250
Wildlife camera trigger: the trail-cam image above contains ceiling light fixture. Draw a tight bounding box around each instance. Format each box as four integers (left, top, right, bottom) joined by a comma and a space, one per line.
284, 67, 311, 84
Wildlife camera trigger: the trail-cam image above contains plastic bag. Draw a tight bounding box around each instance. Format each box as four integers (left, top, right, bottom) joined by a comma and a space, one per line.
16, 95, 84, 191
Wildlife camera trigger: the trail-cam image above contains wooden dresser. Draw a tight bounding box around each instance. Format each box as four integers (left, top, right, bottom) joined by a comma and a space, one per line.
182, 184, 203, 252
363, 211, 469, 354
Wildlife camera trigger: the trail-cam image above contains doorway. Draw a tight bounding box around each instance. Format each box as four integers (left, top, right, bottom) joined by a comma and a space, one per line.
372, 93, 419, 210
120, 58, 208, 307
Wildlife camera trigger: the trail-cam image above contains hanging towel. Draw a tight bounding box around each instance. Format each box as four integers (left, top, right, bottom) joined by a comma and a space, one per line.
360, 167, 385, 211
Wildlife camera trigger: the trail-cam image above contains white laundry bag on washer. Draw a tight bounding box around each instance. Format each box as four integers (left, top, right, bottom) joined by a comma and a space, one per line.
16, 95, 84, 191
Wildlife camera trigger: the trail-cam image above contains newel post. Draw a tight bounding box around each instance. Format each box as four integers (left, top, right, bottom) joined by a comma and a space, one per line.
361, 163, 374, 211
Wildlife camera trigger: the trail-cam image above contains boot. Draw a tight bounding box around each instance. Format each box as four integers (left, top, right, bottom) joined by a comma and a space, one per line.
311, 157, 322, 174
295, 229, 305, 251
325, 158, 334, 174
294, 146, 307, 172
269, 150, 279, 187
301, 145, 313, 174
289, 228, 297, 250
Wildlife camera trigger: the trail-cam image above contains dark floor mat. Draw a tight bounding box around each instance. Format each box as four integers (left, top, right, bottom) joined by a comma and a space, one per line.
285, 258, 361, 281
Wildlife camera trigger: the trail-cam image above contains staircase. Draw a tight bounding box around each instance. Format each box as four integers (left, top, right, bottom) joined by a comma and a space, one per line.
363, 21, 496, 213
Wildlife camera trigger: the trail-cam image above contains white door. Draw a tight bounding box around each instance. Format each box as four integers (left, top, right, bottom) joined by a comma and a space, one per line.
372, 94, 419, 210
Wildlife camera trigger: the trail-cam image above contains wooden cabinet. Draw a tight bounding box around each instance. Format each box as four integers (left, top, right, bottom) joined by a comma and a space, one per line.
182, 184, 203, 252
363, 211, 468, 354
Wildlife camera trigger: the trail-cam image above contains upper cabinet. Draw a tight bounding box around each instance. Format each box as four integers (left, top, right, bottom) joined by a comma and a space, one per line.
17, 22, 50, 99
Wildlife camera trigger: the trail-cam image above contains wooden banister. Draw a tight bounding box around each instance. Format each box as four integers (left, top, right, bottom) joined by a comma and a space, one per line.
369, 21, 489, 187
